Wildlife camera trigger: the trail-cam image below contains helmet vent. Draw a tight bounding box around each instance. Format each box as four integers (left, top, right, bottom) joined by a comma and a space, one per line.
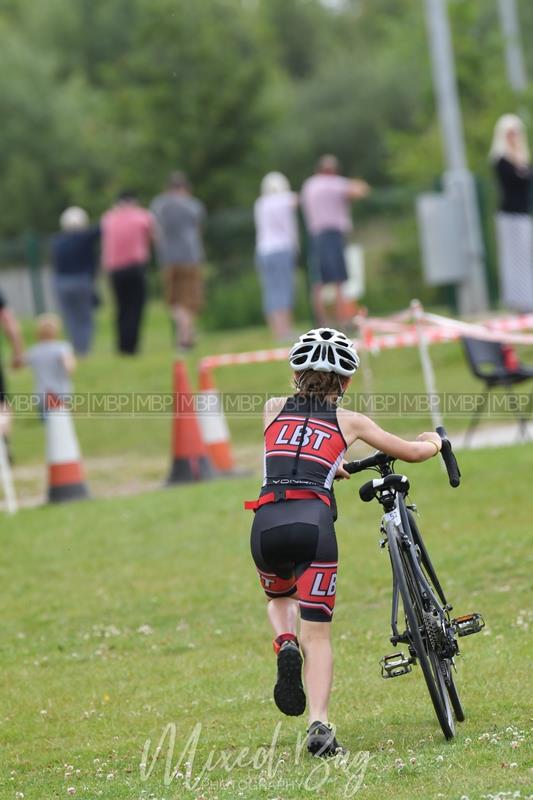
288, 328, 359, 376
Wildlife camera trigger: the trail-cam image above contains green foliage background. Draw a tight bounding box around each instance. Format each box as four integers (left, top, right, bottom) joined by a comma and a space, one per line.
1, 0, 533, 323
2, 0, 533, 230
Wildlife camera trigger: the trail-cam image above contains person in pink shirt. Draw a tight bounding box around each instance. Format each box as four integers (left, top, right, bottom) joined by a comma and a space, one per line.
101, 191, 155, 354
301, 155, 369, 325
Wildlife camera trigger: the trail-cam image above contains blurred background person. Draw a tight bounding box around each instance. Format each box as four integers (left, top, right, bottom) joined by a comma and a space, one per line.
254, 171, 299, 342
101, 191, 155, 355
52, 206, 100, 356
0, 290, 24, 458
24, 314, 76, 416
490, 114, 533, 312
301, 154, 369, 326
151, 172, 206, 350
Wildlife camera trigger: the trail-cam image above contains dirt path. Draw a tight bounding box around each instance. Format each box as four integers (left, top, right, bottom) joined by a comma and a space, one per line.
0, 445, 262, 511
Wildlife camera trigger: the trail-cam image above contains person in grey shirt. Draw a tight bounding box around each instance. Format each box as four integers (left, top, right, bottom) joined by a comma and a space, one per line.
24, 314, 76, 414
151, 172, 206, 349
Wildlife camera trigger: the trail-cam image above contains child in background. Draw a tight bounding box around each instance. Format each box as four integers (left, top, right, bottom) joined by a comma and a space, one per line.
25, 314, 76, 413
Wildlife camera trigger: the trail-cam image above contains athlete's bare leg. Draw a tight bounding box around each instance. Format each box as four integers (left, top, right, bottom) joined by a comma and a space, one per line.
334, 283, 346, 325
278, 309, 294, 341
171, 304, 195, 349
267, 310, 294, 342
299, 619, 333, 724
267, 597, 299, 637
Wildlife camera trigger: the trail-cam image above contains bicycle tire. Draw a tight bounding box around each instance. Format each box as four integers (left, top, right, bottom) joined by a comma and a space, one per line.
446, 669, 465, 722
406, 510, 465, 723
388, 526, 455, 739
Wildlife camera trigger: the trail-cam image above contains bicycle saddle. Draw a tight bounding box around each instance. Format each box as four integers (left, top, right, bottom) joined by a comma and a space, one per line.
359, 474, 410, 503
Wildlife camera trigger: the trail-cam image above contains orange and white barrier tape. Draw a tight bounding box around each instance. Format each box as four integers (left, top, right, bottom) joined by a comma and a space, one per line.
200, 347, 291, 372
357, 306, 533, 353
199, 308, 533, 370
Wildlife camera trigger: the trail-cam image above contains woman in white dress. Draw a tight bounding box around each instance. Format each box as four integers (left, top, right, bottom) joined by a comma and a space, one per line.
490, 114, 533, 312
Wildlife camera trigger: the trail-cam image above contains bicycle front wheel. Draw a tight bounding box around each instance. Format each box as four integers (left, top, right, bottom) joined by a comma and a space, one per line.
388, 526, 455, 739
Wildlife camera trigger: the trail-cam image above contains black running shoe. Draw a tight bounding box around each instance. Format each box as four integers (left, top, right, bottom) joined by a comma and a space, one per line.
273, 640, 306, 716
307, 720, 346, 758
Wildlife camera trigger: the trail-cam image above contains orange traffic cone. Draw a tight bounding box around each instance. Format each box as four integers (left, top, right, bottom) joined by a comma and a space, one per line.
197, 366, 235, 473
167, 360, 215, 484
45, 398, 89, 503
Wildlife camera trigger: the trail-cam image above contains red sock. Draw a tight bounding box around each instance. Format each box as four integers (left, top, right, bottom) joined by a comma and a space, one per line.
273, 633, 299, 654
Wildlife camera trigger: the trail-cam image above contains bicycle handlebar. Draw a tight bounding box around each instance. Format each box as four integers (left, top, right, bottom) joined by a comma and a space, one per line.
344, 428, 461, 488
436, 426, 461, 488
345, 451, 390, 474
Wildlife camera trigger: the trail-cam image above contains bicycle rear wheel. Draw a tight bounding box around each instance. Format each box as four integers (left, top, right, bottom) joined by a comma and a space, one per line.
446, 667, 465, 722
388, 526, 455, 739
406, 510, 465, 723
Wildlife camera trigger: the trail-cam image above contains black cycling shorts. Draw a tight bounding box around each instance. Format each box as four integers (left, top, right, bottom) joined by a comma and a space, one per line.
250, 498, 338, 622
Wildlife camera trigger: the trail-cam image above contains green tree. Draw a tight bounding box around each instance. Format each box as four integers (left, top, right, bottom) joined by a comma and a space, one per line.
261, 0, 333, 80
101, 0, 275, 208
0, 19, 109, 234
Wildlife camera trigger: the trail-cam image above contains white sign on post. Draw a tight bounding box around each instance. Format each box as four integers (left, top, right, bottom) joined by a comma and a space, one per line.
416, 192, 467, 287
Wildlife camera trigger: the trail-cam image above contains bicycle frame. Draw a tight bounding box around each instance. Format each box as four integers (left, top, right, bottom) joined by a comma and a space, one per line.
381, 491, 449, 647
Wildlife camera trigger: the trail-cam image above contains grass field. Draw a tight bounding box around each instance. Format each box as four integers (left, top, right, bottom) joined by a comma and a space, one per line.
2, 432, 533, 796
1, 309, 532, 799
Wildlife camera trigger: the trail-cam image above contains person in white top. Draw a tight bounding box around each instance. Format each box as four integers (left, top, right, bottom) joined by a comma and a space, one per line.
254, 172, 299, 341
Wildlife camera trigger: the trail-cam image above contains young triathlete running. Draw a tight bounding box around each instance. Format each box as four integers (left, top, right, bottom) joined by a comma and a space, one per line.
246, 327, 442, 757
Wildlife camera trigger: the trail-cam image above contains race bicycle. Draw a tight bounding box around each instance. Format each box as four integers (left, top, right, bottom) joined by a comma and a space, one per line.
345, 427, 484, 740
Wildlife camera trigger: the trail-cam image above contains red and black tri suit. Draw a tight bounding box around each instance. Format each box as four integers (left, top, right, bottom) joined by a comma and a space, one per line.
247, 395, 347, 622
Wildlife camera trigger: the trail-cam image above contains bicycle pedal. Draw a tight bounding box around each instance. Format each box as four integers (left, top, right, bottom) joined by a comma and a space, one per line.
380, 652, 412, 678
453, 612, 485, 637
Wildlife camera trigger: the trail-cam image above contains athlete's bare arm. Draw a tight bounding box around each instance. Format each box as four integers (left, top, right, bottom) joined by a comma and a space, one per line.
337, 408, 441, 465
264, 397, 288, 430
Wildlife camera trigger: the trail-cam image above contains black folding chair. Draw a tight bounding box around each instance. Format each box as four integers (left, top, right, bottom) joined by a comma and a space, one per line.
461, 337, 533, 446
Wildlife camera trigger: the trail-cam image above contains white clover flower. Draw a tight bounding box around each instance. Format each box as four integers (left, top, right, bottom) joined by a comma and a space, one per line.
137, 624, 154, 636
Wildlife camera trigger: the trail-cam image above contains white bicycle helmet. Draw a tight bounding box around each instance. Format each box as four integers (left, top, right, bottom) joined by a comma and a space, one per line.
289, 327, 360, 377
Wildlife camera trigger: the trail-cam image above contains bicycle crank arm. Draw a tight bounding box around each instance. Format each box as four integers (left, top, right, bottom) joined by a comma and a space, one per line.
380, 652, 413, 678
453, 613, 485, 637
